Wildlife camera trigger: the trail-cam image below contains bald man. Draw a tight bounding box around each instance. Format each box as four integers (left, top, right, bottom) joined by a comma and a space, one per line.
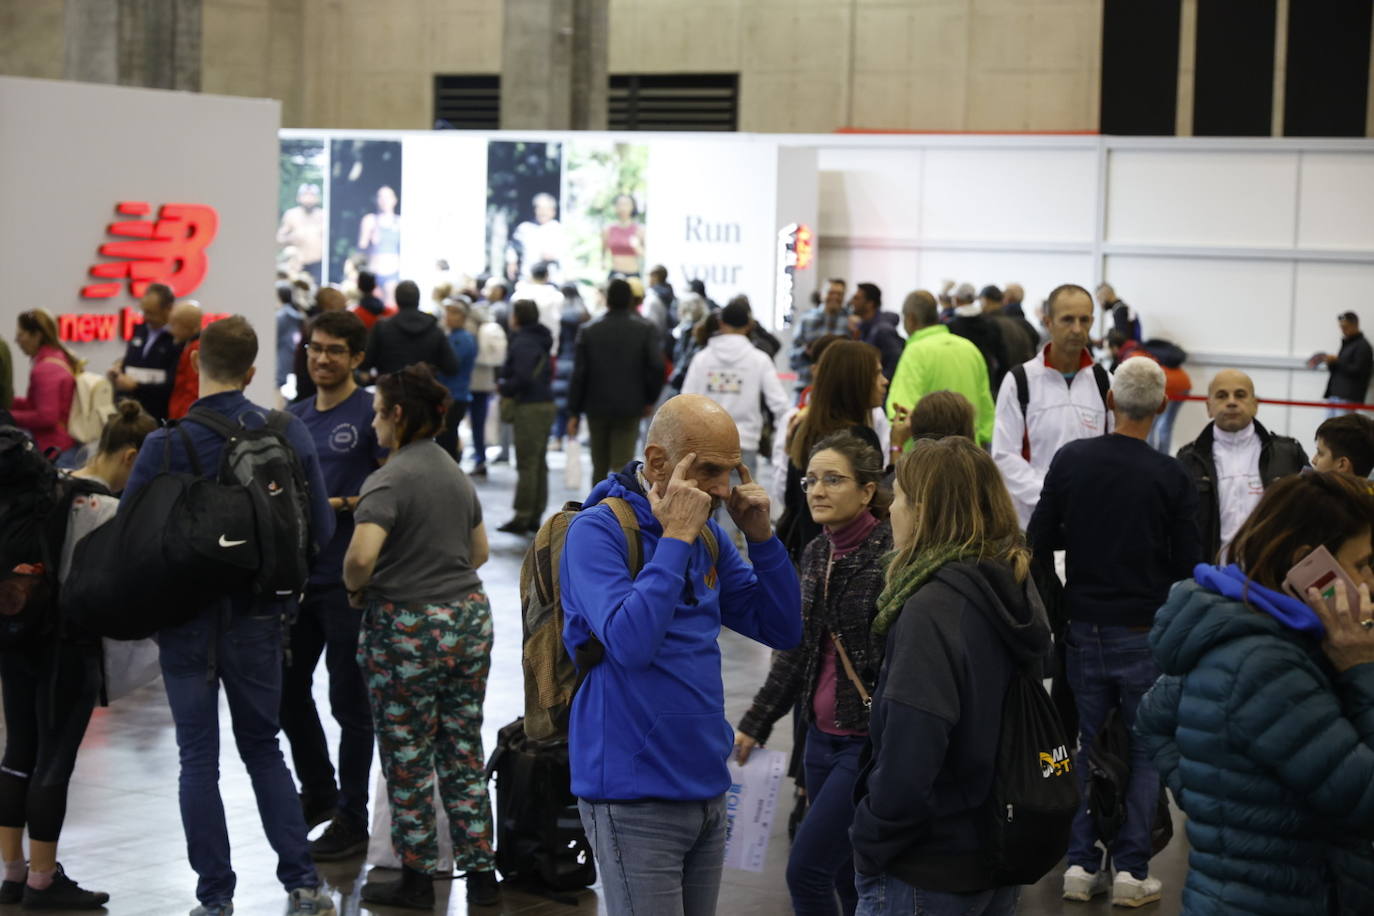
166, 301, 204, 419
1177, 369, 1309, 561
560, 394, 801, 916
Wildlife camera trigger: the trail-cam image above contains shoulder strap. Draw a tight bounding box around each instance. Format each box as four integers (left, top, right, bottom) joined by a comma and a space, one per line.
183, 405, 239, 440
1012, 364, 1029, 419
602, 497, 643, 578
701, 526, 719, 566
1092, 364, 1111, 431
264, 409, 291, 437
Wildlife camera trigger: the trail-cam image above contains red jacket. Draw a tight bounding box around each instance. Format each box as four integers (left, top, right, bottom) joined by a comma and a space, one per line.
168, 337, 200, 420
351, 302, 396, 330
12, 345, 75, 454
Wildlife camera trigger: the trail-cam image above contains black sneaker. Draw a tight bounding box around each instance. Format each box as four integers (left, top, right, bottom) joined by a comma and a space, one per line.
466, 870, 500, 907
299, 792, 338, 830
0, 877, 23, 904
20, 864, 109, 910
310, 816, 369, 862
360, 866, 433, 910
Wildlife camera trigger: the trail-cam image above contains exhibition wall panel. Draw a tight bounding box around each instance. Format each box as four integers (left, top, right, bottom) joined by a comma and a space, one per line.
920, 148, 1097, 244
0, 76, 280, 404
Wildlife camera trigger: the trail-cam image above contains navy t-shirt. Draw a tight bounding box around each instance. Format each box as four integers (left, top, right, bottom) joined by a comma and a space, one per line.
288, 387, 387, 585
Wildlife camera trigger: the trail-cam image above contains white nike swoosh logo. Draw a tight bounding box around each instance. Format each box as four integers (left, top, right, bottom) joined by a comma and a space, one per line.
218, 535, 247, 548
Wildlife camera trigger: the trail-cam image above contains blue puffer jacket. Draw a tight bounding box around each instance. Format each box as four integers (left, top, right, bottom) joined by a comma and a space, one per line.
1135, 567, 1374, 915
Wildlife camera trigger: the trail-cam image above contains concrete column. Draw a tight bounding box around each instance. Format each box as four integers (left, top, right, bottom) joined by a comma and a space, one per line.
501, 0, 607, 130
63, 0, 200, 90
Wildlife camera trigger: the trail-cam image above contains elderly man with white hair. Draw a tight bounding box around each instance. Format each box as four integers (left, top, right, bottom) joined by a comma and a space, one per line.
1027, 356, 1202, 909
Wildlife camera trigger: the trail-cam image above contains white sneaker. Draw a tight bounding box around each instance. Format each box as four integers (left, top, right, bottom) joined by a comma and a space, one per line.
1112, 872, 1163, 908
1063, 865, 1111, 902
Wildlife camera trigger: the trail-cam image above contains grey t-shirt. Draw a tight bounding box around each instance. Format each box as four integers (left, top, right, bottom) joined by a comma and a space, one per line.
355, 438, 483, 604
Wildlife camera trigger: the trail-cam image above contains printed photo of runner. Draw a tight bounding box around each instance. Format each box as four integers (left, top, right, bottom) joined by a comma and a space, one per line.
277, 139, 327, 285
329, 139, 403, 299
486, 141, 564, 285
563, 140, 649, 284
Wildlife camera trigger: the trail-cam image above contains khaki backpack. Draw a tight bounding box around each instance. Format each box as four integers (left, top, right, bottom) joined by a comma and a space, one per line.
520, 497, 718, 743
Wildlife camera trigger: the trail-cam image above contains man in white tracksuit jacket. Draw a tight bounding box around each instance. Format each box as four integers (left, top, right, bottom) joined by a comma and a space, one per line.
682, 300, 792, 477
992, 283, 1113, 529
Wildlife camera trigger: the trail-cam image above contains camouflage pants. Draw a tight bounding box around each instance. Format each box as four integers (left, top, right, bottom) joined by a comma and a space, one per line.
359, 591, 495, 875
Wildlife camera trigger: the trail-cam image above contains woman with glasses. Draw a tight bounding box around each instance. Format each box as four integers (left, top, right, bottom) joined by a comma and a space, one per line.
776, 341, 889, 565
736, 430, 892, 916
1136, 470, 1374, 915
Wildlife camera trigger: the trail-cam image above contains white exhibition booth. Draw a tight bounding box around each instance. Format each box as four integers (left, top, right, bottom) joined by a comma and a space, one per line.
2, 70, 1371, 457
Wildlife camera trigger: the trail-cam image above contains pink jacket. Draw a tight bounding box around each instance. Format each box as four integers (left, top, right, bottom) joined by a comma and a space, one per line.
12, 345, 75, 454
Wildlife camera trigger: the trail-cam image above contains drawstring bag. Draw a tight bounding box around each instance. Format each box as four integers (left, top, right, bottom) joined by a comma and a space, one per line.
563, 439, 582, 491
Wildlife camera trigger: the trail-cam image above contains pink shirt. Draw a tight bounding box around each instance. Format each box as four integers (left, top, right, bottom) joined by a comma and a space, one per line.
811, 511, 880, 737
12, 345, 75, 454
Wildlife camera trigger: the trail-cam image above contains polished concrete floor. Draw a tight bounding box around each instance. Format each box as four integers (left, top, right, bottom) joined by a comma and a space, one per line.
9, 446, 1188, 914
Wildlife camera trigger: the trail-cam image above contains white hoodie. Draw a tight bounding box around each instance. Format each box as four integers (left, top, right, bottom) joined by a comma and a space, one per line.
681, 333, 792, 451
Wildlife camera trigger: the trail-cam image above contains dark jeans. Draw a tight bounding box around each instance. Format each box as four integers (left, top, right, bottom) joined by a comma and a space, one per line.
855, 874, 1019, 916
279, 583, 374, 827
0, 643, 100, 841
512, 401, 555, 526
435, 400, 470, 464
789, 724, 866, 916
160, 608, 318, 907
1065, 620, 1161, 880
587, 414, 641, 484
469, 391, 491, 465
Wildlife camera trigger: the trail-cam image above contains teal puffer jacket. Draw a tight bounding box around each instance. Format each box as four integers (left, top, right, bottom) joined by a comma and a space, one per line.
1136, 580, 1374, 915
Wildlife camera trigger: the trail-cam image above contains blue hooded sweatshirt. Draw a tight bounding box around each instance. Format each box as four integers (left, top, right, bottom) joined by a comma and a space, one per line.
560, 464, 802, 802
1191, 563, 1325, 636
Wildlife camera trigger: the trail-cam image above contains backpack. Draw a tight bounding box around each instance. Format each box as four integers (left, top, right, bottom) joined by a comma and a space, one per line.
1011, 362, 1111, 460
980, 667, 1080, 886
66, 371, 116, 445
183, 406, 315, 600
486, 717, 597, 896
0, 427, 105, 648
61, 425, 263, 640
1141, 338, 1187, 369
520, 497, 719, 743
1087, 707, 1175, 857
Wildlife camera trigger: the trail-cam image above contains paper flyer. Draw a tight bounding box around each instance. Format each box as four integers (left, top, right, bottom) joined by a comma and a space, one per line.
723, 747, 787, 873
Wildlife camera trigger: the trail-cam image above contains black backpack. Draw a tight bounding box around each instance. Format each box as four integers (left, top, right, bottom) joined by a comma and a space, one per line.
0, 427, 106, 648
486, 718, 596, 899
1087, 707, 1174, 857
183, 407, 314, 600
1141, 338, 1187, 369
980, 667, 1080, 886
62, 425, 262, 640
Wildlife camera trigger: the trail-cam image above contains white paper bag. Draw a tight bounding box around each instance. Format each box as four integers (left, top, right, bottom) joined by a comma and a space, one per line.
722, 747, 786, 873
564, 438, 583, 491
102, 638, 161, 702
366, 770, 455, 872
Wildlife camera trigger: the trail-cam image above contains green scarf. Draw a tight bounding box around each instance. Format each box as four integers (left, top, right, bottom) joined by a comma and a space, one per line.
872, 543, 977, 636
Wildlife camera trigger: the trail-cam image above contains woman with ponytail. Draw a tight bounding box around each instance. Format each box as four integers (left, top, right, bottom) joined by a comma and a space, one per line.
11, 310, 80, 457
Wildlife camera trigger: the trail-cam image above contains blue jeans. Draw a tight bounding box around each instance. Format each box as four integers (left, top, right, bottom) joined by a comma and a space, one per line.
469, 391, 490, 464
160, 608, 318, 907
790, 724, 866, 916
854, 874, 1019, 915
1328, 396, 1355, 418
578, 796, 726, 916
1064, 621, 1161, 880
1147, 399, 1183, 455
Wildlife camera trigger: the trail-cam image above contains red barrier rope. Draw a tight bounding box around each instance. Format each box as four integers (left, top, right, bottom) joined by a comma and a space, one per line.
1172, 394, 1374, 411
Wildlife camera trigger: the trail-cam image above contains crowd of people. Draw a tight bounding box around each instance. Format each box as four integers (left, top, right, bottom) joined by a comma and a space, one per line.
2, 263, 1374, 916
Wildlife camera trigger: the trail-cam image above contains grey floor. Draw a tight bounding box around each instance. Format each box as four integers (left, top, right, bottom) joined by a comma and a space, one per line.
12, 446, 1188, 914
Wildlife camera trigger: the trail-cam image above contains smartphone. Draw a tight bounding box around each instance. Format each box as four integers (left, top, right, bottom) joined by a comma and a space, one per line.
1282, 545, 1361, 609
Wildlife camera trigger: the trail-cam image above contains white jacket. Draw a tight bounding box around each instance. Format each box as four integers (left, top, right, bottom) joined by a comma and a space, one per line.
992, 346, 1113, 528
470, 320, 508, 393
681, 334, 792, 451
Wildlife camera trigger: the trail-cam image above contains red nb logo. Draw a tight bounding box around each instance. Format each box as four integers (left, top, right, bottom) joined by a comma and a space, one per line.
81, 201, 219, 299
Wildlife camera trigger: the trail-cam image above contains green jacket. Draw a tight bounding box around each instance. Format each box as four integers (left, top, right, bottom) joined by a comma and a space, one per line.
885, 325, 995, 445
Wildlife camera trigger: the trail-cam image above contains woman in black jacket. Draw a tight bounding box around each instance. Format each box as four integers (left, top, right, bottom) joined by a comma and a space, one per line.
851, 436, 1051, 916
497, 299, 554, 533
735, 431, 892, 916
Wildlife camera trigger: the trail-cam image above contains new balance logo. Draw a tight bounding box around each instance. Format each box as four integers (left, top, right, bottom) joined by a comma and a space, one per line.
80, 201, 219, 299
218, 535, 247, 548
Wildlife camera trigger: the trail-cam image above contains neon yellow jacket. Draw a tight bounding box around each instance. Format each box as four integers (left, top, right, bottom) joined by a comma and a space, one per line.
885, 324, 995, 445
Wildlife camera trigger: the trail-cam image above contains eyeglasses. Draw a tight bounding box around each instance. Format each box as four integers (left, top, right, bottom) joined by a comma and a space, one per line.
306, 343, 351, 358
801, 473, 853, 492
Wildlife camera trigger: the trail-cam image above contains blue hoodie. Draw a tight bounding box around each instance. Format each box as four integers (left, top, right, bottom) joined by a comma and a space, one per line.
560, 465, 802, 802
1191, 563, 1325, 636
